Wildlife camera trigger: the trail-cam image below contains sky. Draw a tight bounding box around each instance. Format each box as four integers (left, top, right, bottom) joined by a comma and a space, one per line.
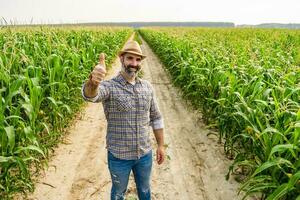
0, 0, 299, 25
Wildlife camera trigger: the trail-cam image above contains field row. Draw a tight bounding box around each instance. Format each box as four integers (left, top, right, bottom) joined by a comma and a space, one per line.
0, 27, 132, 199
139, 27, 300, 200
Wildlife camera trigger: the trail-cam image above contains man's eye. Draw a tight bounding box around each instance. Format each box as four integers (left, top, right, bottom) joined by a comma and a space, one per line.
136, 59, 141, 62
127, 57, 133, 60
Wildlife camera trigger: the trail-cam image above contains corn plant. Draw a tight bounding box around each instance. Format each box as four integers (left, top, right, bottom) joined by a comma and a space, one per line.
0, 26, 132, 199
139, 27, 300, 199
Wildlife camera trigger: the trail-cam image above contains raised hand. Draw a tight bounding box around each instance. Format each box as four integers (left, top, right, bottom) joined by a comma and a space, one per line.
89, 53, 107, 86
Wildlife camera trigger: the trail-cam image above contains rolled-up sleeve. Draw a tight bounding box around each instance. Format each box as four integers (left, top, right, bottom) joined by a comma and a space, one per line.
149, 86, 164, 130
81, 81, 110, 103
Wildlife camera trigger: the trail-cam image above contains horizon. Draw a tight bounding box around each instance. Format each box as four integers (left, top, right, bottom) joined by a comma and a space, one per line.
1, 19, 300, 27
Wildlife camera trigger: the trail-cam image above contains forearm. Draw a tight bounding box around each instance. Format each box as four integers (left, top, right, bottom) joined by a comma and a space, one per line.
83, 79, 99, 98
154, 128, 164, 148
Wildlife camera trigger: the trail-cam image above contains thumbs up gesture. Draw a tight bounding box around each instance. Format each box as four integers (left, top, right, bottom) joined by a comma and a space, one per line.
89, 53, 107, 86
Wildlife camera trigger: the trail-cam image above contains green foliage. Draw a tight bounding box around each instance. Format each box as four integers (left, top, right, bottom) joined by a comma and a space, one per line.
139, 27, 300, 200
0, 26, 132, 199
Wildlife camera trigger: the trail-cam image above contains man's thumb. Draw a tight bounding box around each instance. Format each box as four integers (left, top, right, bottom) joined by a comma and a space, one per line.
99, 53, 106, 69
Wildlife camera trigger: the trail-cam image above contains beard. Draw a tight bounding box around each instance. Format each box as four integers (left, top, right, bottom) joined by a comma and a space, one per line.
121, 63, 141, 78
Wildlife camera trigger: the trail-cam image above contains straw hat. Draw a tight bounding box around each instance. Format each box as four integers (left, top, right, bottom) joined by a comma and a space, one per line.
118, 41, 146, 59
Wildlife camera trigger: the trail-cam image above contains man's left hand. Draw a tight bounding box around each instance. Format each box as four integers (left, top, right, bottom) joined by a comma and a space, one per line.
156, 146, 165, 165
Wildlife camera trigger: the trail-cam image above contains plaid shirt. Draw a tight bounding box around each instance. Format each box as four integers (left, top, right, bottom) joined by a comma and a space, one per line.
82, 72, 164, 160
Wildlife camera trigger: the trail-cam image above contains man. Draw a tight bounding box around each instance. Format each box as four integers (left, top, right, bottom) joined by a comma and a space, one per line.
81, 40, 165, 200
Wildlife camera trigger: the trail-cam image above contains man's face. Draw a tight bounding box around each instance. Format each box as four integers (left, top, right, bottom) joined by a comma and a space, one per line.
121, 53, 142, 72
120, 53, 143, 79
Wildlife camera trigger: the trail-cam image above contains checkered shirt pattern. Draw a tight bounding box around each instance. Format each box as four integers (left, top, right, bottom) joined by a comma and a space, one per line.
82, 73, 164, 160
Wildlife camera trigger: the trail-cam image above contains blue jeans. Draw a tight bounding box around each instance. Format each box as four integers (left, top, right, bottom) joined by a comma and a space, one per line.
107, 150, 152, 200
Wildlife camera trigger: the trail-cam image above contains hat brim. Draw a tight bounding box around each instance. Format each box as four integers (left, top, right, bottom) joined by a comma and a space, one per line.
118, 50, 146, 59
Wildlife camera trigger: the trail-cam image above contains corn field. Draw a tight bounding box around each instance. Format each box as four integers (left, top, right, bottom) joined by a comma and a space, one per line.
1, 25, 300, 199
0, 26, 132, 199
139, 27, 300, 200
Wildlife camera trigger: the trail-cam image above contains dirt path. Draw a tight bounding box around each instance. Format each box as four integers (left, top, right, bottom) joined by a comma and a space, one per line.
23, 38, 242, 200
